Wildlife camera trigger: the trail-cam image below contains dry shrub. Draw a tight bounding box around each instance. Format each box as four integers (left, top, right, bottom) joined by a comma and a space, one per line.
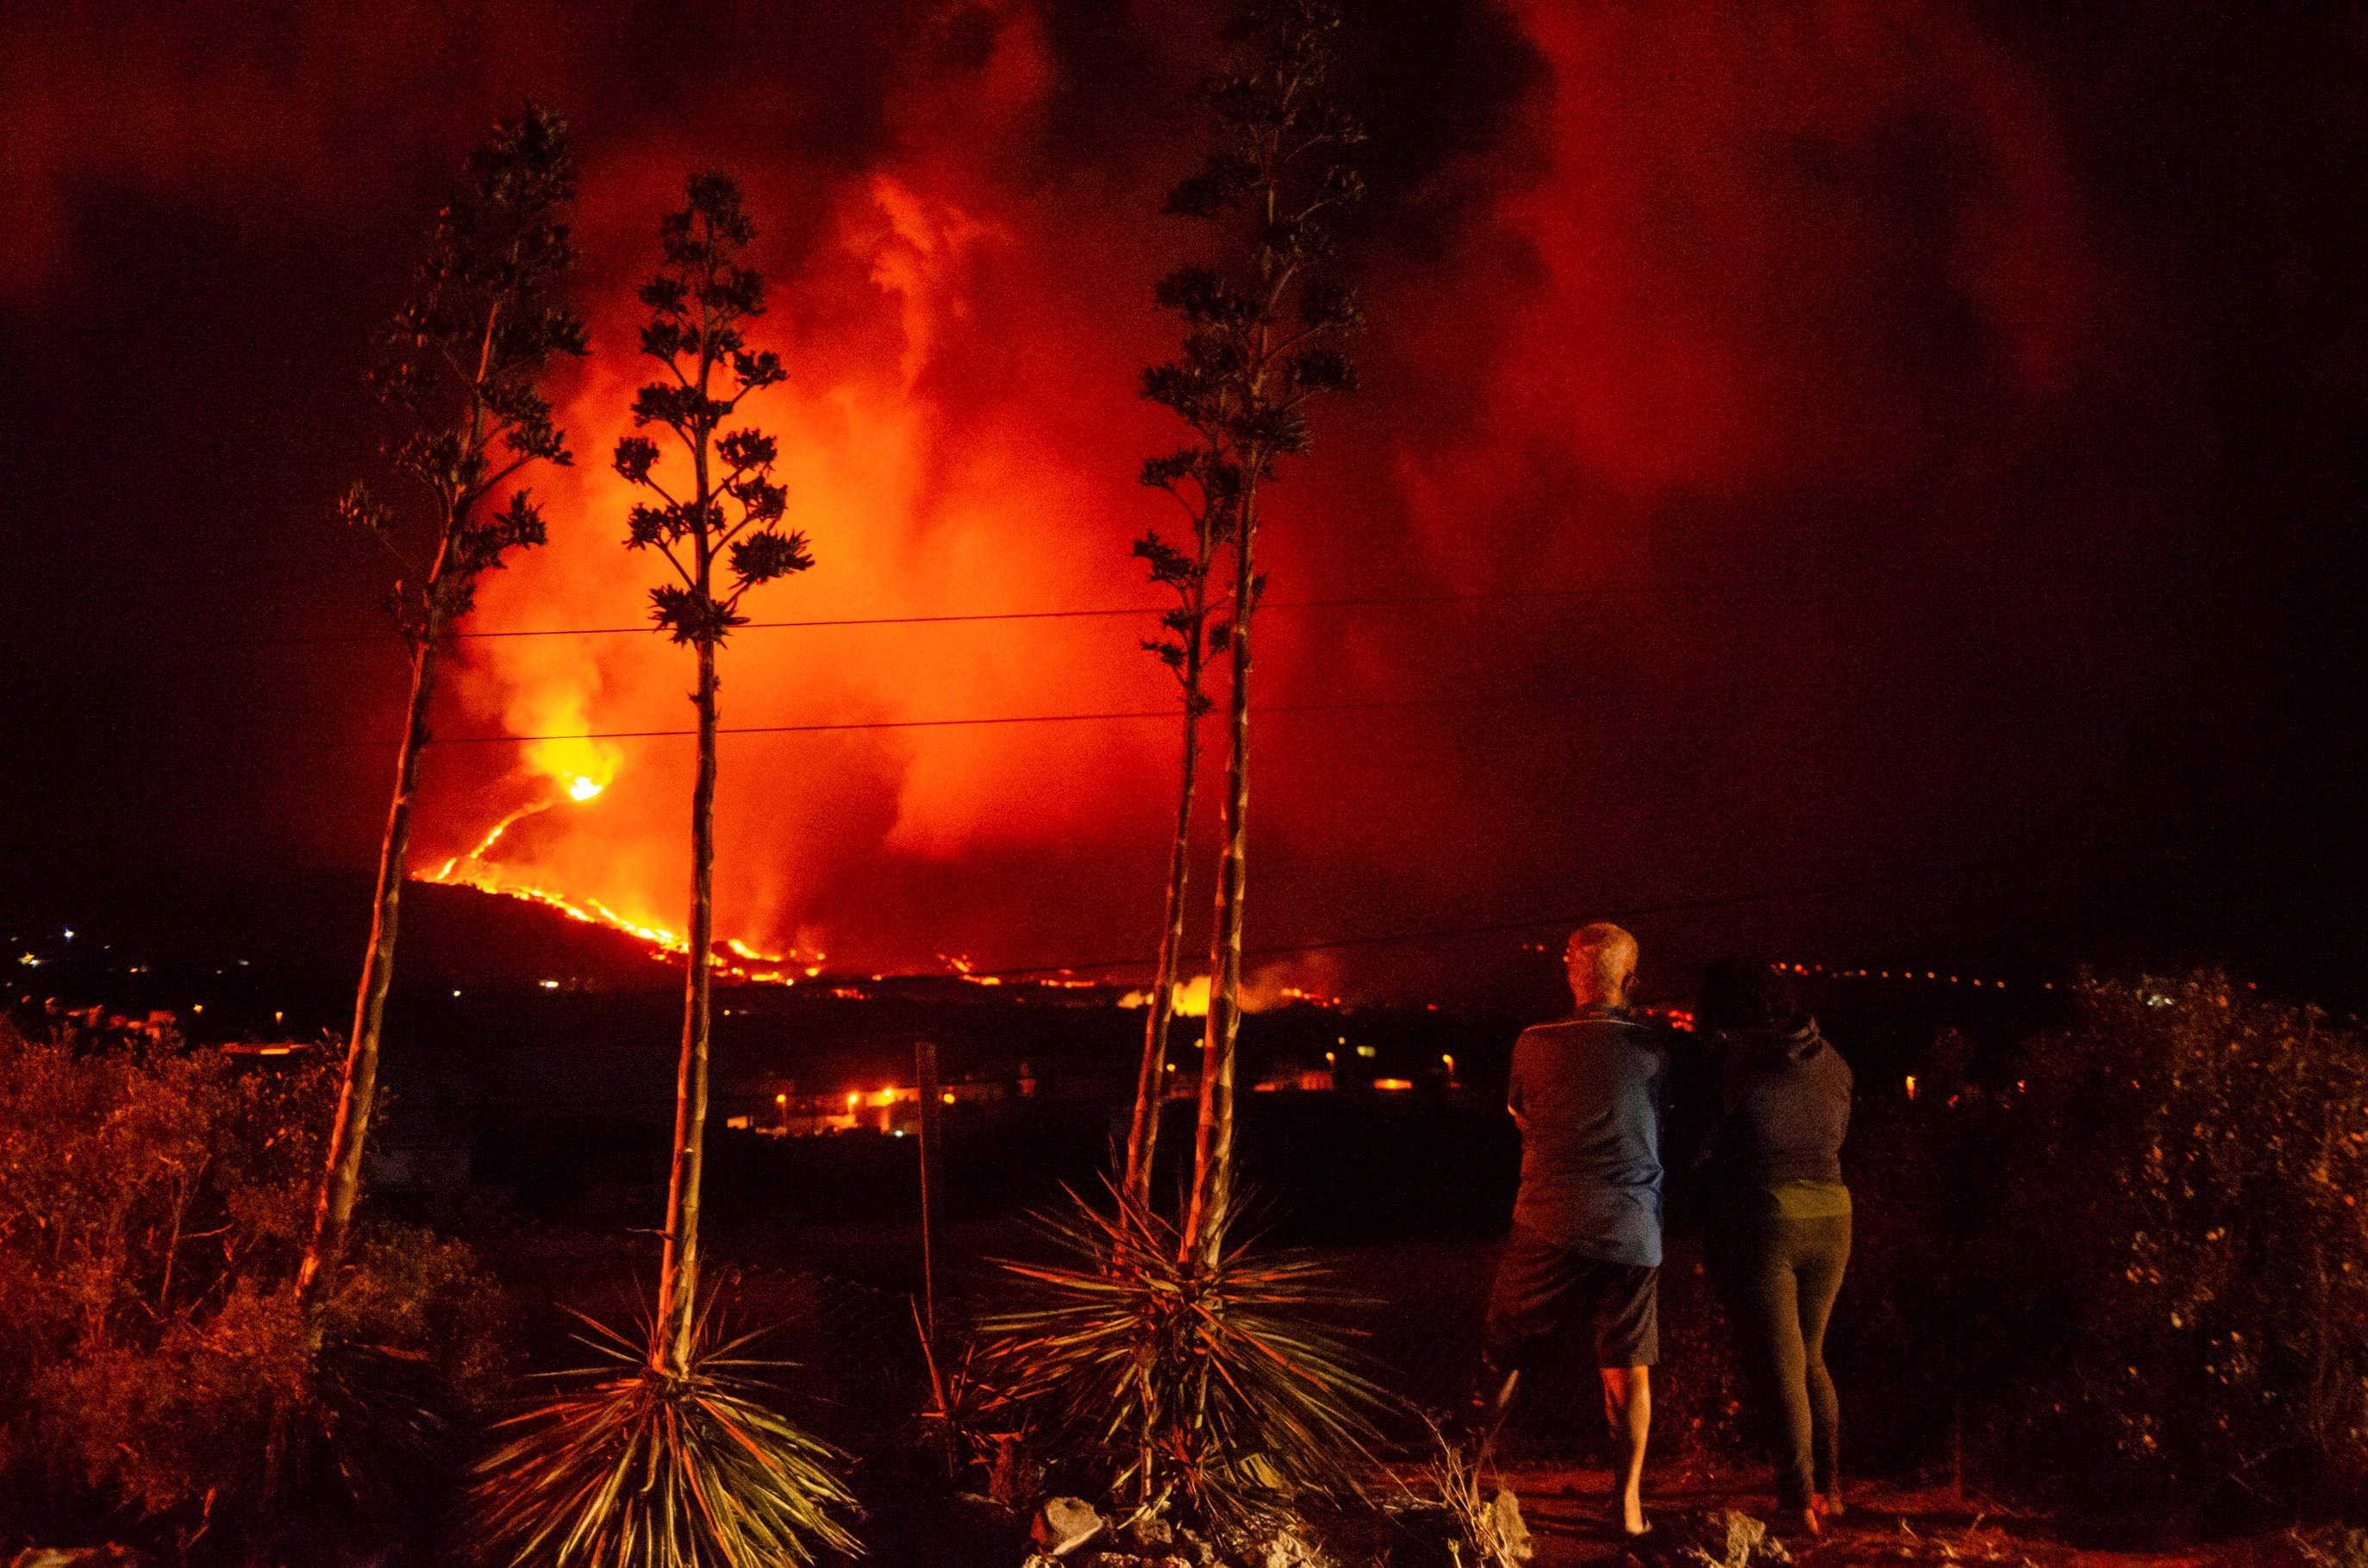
1977, 973, 2368, 1509
0, 1016, 508, 1555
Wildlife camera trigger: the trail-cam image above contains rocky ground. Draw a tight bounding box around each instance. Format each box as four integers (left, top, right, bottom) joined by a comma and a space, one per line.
1481, 1469, 2349, 1568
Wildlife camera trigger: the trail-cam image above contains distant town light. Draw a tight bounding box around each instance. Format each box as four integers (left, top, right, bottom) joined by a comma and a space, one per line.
1373, 1078, 1414, 1091
540, 979, 559, 990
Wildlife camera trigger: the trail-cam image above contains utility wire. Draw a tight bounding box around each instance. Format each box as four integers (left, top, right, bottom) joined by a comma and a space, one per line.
960, 831, 2209, 978
309, 683, 1881, 748
1872, 859, 2363, 972
214, 576, 1918, 648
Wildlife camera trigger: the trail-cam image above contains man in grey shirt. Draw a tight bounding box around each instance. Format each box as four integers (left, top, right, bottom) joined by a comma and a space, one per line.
1476, 921, 1665, 1538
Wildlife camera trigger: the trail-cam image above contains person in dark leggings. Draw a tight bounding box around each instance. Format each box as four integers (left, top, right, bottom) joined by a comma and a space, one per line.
1691, 959, 1852, 1538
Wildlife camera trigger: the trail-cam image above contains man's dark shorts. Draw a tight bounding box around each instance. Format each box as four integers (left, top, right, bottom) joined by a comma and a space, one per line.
1484, 1224, 1659, 1370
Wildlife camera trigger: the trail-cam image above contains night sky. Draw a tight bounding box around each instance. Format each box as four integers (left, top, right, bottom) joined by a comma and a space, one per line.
3, 1, 2363, 1008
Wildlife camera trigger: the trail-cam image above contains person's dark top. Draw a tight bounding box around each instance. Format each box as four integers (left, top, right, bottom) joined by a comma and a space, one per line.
1697, 1020, 1853, 1196
1507, 1003, 1667, 1266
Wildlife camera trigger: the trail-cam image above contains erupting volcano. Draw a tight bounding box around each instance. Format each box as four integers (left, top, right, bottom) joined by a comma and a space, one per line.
6, 5, 2367, 1562
369, 0, 2121, 1001
12, 0, 2355, 1008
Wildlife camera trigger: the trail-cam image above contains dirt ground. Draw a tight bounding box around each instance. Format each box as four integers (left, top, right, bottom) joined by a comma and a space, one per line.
1480, 1466, 2333, 1567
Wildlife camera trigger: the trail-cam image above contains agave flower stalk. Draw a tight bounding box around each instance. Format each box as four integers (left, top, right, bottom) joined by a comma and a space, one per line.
611, 172, 812, 1375
301, 105, 586, 1311
1141, 0, 1365, 1268
1122, 490, 1227, 1212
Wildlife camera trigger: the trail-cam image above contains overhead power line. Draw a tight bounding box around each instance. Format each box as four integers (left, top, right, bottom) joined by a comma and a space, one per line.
1877, 860, 2364, 971
231, 577, 1904, 648
436, 581, 1843, 640
962, 832, 2209, 978
311, 676, 1943, 748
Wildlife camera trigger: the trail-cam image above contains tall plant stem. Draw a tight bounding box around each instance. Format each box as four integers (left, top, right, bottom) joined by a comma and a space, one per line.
1183, 483, 1258, 1269
299, 586, 446, 1310
656, 629, 718, 1375
1124, 672, 1204, 1211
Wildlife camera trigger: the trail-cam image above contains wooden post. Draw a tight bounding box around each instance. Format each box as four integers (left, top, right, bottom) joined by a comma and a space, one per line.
915, 1039, 943, 1343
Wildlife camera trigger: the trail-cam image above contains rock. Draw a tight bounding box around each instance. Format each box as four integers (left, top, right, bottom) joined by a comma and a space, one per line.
1489, 1488, 1534, 1563
1261, 1527, 1335, 1568
1122, 1515, 1175, 1552
1679, 1510, 1791, 1568
1033, 1496, 1108, 1558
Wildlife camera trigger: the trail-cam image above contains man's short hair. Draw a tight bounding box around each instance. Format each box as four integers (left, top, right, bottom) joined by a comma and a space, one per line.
1566, 922, 1639, 1001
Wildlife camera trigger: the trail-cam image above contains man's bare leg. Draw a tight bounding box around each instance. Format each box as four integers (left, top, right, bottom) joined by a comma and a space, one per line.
1599, 1365, 1651, 1535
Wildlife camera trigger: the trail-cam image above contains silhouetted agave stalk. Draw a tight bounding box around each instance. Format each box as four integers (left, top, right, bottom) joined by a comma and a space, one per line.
300, 105, 587, 1312
1146, 0, 1365, 1269
471, 171, 853, 1568
611, 172, 813, 1376
1121, 514, 1223, 1212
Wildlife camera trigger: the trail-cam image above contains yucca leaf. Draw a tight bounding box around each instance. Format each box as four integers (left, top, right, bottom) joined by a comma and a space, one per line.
471, 1303, 860, 1566
984, 1180, 1391, 1524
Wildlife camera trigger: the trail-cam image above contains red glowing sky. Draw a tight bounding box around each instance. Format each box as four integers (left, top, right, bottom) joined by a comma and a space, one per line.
5, 1, 2363, 1003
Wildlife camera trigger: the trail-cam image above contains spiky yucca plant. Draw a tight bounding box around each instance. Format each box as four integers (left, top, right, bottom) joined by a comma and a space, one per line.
472, 1309, 858, 1567
987, 1186, 1388, 1526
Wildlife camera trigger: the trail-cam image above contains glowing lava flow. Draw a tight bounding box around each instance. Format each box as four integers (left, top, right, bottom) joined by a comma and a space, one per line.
450, 873, 687, 953
422, 766, 699, 953
422, 780, 836, 980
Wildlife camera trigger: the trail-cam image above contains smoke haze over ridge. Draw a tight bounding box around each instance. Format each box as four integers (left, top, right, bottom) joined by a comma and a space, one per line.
4, 1, 2362, 1005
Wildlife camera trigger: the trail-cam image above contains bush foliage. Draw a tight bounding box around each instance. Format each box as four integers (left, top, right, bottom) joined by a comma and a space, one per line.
1973, 972, 2368, 1508
6, 970, 2363, 1549
0, 1017, 508, 1555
